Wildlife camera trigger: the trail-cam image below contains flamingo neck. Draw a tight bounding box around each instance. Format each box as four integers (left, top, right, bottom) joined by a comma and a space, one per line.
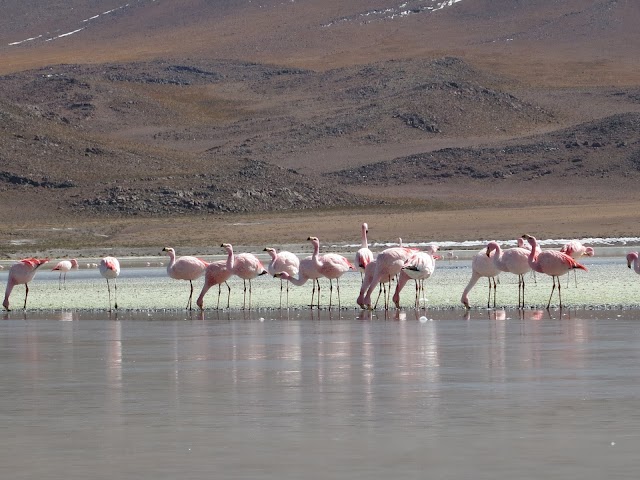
225, 247, 234, 271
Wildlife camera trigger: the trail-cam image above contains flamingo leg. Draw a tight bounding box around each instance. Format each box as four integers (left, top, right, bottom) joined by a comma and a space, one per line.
114, 278, 118, 310
23, 284, 29, 310
336, 278, 341, 310
248, 279, 252, 310
558, 277, 563, 308
373, 283, 384, 310
316, 279, 321, 309
328, 279, 333, 310
547, 277, 557, 309
106, 279, 112, 311
187, 280, 194, 310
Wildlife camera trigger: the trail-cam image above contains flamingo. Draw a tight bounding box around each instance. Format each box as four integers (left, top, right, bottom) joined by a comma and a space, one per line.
196, 243, 234, 310
522, 234, 587, 309
354, 223, 374, 281
308, 236, 355, 309
560, 240, 595, 287
3, 257, 49, 311
99, 257, 120, 312
461, 248, 501, 309
486, 241, 531, 309
162, 247, 208, 310
228, 244, 267, 309
52, 258, 79, 290
359, 245, 416, 310
264, 247, 300, 308
627, 252, 640, 275
275, 238, 324, 308
393, 246, 438, 309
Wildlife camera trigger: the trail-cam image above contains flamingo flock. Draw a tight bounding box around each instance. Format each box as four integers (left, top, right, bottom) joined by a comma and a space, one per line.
2, 227, 637, 312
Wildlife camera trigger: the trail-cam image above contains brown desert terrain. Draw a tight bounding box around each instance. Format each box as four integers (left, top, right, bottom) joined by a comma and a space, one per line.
0, 0, 639, 256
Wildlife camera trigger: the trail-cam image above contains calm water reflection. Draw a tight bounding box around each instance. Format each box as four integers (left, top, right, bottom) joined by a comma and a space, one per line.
2, 309, 640, 479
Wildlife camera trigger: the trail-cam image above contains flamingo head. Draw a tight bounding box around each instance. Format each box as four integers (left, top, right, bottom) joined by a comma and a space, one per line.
627, 252, 639, 268
362, 223, 368, 233
485, 241, 499, 257
263, 247, 277, 258
70, 259, 79, 268
521, 234, 536, 248
585, 247, 595, 257
162, 247, 175, 256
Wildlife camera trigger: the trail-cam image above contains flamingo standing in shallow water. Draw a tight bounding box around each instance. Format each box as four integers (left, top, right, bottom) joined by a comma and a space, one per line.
486, 241, 531, 309
627, 252, 640, 275
3, 257, 49, 311
197, 243, 234, 310
275, 238, 324, 308
359, 245, 416, 310
228, 244, 267, 309
354, 223, 374, 282
52, 258, 79, 290
99, 257, 120, 311
264, 247, 300, 308
522, 234, 587, 309
393, 245, 438, 309
560, 240, 595, 287
308, 236, 354, 309
461, 248, 501, 309
162, 247, 208, 310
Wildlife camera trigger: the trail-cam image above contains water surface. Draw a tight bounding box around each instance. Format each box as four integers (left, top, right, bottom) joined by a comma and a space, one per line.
1, 310, 640, 479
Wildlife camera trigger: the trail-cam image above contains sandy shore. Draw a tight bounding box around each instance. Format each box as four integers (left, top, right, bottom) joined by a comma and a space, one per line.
1, 202, 639, 258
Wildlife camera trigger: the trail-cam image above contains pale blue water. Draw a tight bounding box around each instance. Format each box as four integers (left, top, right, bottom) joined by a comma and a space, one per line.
1, 310, 640, 479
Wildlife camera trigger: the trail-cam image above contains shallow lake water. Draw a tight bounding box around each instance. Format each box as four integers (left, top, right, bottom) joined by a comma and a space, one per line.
2, 309, 640, 479
2, 251, 640, 478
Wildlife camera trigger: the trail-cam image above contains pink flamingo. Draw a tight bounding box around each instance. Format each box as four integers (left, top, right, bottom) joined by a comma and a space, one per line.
229, 244, 267, 309
354, 223, 374, 281
359, 245, 416, 310
308, 236, 355, 309
264, 247, 300, 308
461, 247, 501, 309
522, 234, 587, 309
393, 246, 438, 309
52, 258, 79, 290
275, 238, 324, 309
196, 243, 234, 310
560, 240, 595, 287
162, 247, 208, 310
486, 241, 531, 309
627, 252, 640, 275
3, 257, 49, 311
99, 257, 120, 311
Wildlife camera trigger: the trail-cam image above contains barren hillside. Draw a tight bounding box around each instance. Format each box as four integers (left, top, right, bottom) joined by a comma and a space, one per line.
0, 0, 639, 251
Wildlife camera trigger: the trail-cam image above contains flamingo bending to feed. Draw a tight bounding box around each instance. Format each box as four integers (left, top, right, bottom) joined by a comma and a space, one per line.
99, 257, 120, 312
354, 223, 374, 282
522, 234, 587, 309
3, 257, 49, 311
359, 245, 416, 310
52, 258, 79, 290
627, 252, 640, 275
486, 241, 531, 309
162, 247, 208, 310
308, 236, 354, 309
461, 248, 501, 309
275, 238, 324, 309
393, 245, 438, 309
264, 247, 300, 308
197, 244, 234, 310
229, 245, 267, 309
